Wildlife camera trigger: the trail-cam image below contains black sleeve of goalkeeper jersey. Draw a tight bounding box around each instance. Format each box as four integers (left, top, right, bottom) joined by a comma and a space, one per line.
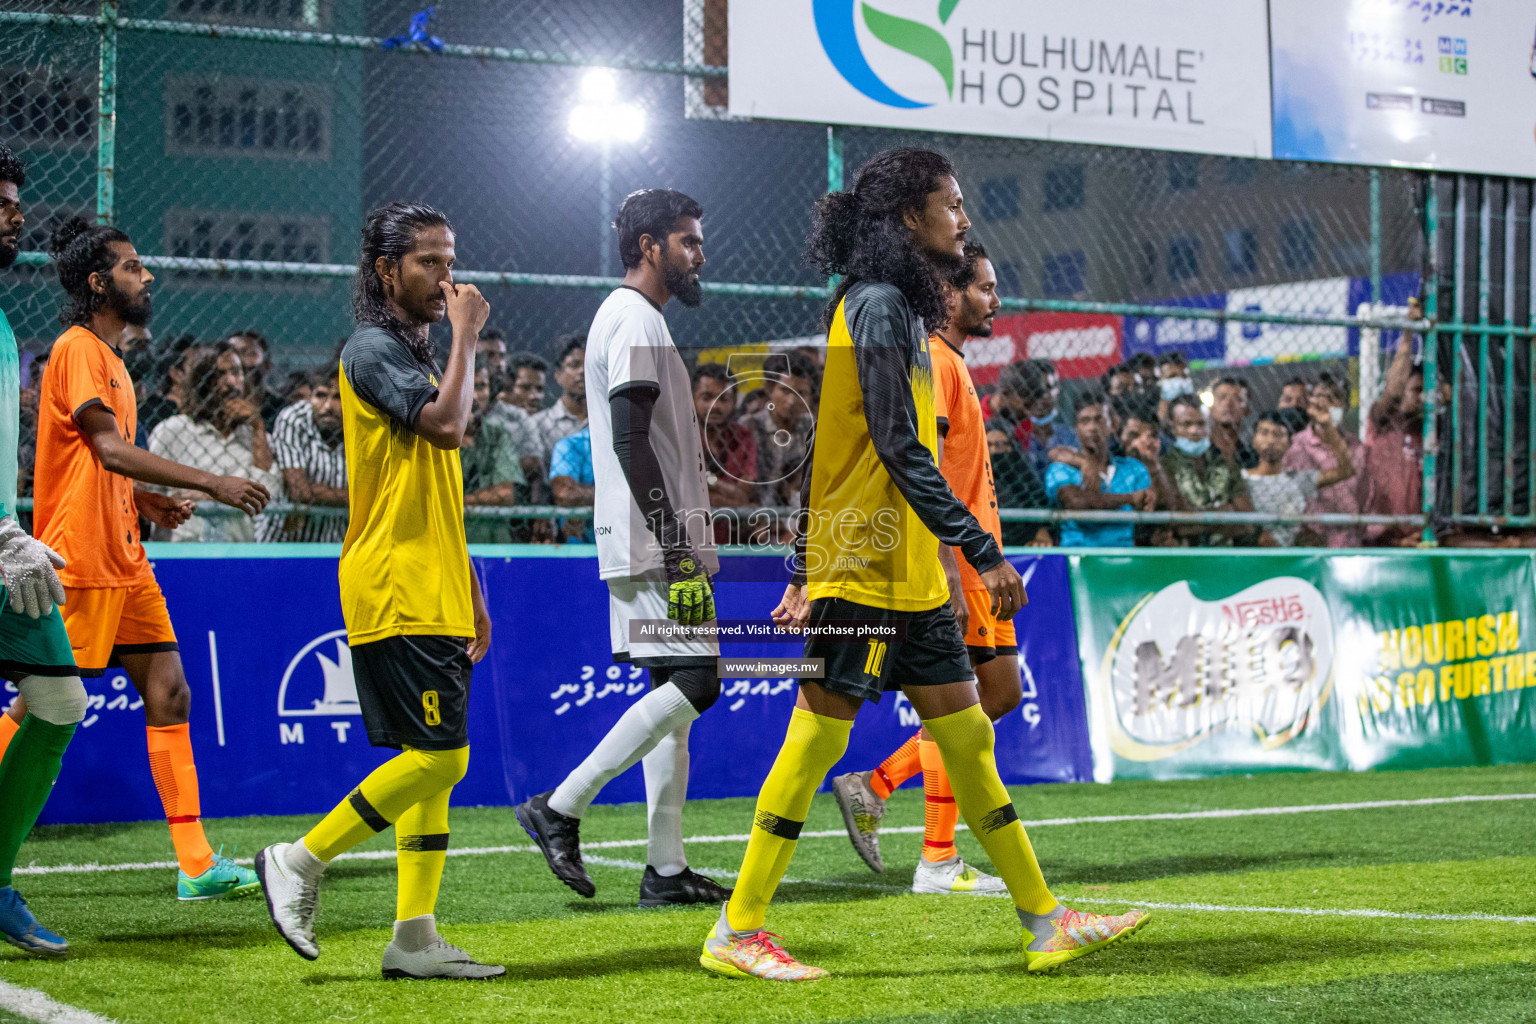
846, 284, 1004, 575
610, 383, 690, 562
790, 441, 815, 587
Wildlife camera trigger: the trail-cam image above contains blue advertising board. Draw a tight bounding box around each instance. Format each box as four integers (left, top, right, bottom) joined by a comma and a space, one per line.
30, 548, 1091, 826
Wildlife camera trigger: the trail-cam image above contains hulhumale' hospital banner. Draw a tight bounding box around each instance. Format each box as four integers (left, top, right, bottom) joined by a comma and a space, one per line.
729, 0, 1275, 158
1072, 553, 1536, 782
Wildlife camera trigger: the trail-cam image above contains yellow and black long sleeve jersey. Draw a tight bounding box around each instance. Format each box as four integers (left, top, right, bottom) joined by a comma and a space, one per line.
798, 281, 1004, 612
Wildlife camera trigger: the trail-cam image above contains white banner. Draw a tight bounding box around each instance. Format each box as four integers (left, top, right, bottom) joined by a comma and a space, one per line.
728, 0, 1273, 158
1271, 0, 1536, 176
1225, 278, 1351, 365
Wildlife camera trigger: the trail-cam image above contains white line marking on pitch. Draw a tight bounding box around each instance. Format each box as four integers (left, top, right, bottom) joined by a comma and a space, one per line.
14, 792, 1535, 878
0, 979, 117, 1024
584, 855, 1536, 925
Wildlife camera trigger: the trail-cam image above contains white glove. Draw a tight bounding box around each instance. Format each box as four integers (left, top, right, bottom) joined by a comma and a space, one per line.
0, 516, 67, 619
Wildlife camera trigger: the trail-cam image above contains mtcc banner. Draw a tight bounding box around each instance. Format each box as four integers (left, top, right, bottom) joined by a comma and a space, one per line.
1073, 552, 1536, 780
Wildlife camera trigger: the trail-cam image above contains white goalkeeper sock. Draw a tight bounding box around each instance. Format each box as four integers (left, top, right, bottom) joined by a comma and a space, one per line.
549, 682, 698, 819
642, 719, 692, 877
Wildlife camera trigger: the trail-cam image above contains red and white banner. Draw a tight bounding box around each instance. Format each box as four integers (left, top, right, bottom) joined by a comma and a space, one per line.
967, 312, 1123, 386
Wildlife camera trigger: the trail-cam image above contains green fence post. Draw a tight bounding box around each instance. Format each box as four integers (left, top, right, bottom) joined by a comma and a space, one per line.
1476, 176, 1490, 516
827, 125, 843, 194
1421, 173, 1440, 545
95, 0, 118, 226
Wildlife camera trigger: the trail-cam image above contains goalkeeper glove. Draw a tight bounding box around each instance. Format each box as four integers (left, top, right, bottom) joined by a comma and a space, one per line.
664, 549, 715, 626
0, 515, 66, 619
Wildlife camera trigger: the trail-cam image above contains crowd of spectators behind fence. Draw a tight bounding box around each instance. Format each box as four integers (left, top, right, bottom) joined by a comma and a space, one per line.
15, 296, 1510, 548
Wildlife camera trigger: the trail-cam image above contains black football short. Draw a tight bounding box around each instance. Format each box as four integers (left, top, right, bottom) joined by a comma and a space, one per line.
802, 597, 973, 704
349, 634, 472, 751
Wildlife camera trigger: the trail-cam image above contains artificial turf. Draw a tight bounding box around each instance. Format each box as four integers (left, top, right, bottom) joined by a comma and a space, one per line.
2, 764, 1534, 1023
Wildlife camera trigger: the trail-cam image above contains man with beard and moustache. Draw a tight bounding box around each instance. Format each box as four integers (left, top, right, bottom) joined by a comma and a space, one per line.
0, 143, 89, 957
517, 189, 734, 910
270, 366, 349, 542
27, 215, 270, 902
147, 345, 284, 543
831, 241, 1034, 895
256, 201, 502, 980
704, 149, 1147, 982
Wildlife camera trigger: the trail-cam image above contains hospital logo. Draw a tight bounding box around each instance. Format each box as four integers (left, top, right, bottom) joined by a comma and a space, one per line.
814, 0, 959, 109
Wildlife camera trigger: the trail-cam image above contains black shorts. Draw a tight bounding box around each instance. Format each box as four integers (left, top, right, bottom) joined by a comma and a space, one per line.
803, 597, 973, 704
349, 634, 472, 751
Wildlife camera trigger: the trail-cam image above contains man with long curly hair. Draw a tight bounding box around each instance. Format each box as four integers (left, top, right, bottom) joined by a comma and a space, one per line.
699, 149, 1150, 981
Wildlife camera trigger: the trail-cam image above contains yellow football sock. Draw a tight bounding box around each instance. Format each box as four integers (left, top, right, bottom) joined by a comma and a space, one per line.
304, 746, 469, 863
395, 785, 451, 921
923, 704, 1057, 915
725, 708, 852, 933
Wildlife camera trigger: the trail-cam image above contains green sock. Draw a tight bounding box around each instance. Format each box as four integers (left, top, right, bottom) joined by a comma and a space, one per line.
0, 716, 76, 886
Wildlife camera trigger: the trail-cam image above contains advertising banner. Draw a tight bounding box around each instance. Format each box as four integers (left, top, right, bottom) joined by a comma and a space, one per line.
31, 550, 1089, 825
975, 311, 1122, 384
1271, 0, 1536, 176
729, 0, 1274, 158
1224, 277, 1352, 365
1123, 293, 1226, 366
1073, 552, 1536, 781
485, 551, 1092, 807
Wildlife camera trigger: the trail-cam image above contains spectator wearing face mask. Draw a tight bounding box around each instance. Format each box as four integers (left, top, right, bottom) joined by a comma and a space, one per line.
1155, 352, 1195, 427
1005, 360, 1079, 477
1245, 404, 1355, 547
1280, 372, 1363, 547
1159, 393, 1258, 546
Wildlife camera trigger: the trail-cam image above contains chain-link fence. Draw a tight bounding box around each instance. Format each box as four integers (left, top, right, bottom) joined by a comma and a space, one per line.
1, 0, 1531, 548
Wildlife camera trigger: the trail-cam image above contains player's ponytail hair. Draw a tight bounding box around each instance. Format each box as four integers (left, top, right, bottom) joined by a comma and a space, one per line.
353, 200, 452, 365
48, 214, 131, 327
804, 147, 957, 333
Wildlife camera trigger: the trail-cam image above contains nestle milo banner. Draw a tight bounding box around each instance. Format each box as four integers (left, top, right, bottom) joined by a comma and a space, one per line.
1071, 552, 1536, 780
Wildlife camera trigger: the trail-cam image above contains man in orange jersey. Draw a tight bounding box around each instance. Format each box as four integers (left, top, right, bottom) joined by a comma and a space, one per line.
8, 216, 271, 901
831, 242, 1023, 892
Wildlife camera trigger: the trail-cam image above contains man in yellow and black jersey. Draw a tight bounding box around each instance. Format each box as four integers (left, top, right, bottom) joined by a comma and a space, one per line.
700, 149, 1150, 982
256, 202, 503, 981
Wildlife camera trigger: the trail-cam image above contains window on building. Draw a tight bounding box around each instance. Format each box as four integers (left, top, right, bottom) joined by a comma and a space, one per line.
0, 67, 94, 150
165, 77, 331, 160
170, 0, 329, 29
993, 260, 1022, 297
1167, 152, 1201, 193
1280, 218, 1317, 271
1139, 239, 1158, 288
1167, 236, 1201, 282
1223, 227, 1258, 276
1221, 158, 1258, 186
979, 176, 1020, 222
1041, 164, 1085, 212
164, 209, 331, 290
1041, 250, 1087, 298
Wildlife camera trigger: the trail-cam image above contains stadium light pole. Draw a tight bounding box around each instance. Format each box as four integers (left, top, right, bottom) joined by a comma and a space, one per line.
568, 69, 645, 277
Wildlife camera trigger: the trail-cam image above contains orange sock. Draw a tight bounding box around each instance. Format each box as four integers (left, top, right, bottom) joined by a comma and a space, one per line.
869, 731, 922, 800
0, 709, 18, 766
919, 738, 958, 863
146, 724, 215, 877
